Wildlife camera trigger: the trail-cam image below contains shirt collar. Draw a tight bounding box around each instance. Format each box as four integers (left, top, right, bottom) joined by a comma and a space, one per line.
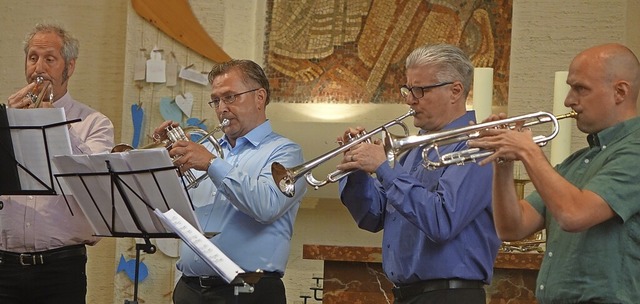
587, 116, 640, 148
220, 119, 272, 148
52, 91, 72, 109
418, 111, 477, 135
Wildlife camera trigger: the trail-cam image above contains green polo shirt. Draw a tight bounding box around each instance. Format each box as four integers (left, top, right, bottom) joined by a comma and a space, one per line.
526, 116, 640, 304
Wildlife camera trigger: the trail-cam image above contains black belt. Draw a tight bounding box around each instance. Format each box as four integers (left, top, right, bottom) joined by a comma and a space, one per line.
392, 279, 484, 300
0, 245, 86, 266
182, 271, 282, 289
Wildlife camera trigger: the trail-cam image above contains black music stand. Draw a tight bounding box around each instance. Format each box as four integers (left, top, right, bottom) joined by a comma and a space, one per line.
53, 150, 203, 304
0, 104, 79, 195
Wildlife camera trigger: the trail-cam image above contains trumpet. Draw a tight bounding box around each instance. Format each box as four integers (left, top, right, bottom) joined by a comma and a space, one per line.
26, 76, 53, 108
272, 110, 415, 197
111, 119, 229, 189
385, 111, 577, 170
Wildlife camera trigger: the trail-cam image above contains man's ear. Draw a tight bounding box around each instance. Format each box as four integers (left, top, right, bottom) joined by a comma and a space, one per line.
256, 87, 267, 110
67, 58, 76, 79
450, 81, 464, 103
613, 80, 630, 105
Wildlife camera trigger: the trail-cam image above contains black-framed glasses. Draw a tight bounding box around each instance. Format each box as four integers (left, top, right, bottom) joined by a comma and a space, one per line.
208, 88, 260, 108
400, 81, 453, 99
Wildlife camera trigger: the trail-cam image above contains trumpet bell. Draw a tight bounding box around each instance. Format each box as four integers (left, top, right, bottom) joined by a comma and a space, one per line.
271, 110, 415, 197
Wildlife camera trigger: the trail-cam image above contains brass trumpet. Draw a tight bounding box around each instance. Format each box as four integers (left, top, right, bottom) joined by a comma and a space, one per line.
385, 111, 577, 170
26, 76, 53, 108
271, 110, 415, 197
111, 119, 229, 189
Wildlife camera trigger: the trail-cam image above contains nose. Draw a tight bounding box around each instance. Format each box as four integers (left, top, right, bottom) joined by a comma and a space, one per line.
563, 89, 576, 108
215, 101, 231, 115
404, 95, 418, 106
33, 57, 47, 74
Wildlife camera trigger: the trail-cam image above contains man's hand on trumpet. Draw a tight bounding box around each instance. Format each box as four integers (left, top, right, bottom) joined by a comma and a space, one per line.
335, 127, 387, 174
169, 140, 215, 172
467, 113, 540, 166
152, 120, 180, 142
153, 120, 216, 172
6, 81, 54, 109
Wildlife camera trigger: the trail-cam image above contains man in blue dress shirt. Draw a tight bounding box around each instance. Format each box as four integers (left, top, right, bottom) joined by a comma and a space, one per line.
155, 59, 307, 304
336, 44, 501, 304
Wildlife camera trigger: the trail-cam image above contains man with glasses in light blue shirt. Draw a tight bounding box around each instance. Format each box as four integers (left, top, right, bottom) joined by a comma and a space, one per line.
154, 59, 307, 304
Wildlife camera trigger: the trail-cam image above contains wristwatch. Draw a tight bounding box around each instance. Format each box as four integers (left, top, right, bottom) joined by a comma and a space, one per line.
208, 156, 216, 168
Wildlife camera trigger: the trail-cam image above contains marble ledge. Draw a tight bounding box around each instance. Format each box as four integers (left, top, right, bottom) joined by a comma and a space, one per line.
303, 244, 543, 270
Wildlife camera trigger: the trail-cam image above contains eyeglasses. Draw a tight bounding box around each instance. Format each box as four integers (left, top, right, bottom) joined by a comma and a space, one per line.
208, 88, 260, 108
400, 82, 453, 99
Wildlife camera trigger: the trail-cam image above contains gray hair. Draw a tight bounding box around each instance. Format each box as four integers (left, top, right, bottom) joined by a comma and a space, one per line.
23, 23, 79, 82
405, 44, 474, 97
208, 59, 271, 105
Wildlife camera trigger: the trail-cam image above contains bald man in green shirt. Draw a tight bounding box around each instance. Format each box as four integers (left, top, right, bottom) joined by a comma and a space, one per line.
468, 43, 640, 304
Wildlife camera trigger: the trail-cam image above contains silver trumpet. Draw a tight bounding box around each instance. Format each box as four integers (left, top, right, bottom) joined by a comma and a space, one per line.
26, 76, 53, 108
385, 111, 577, 170
272, 110, 415, 197
111, 119, 230, 189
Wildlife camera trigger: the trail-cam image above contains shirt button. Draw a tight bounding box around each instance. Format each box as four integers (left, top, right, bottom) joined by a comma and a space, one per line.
584, 159, 590, 164
548, 251, 553, 257
539, 284, 545, 290
602, 145, 607, 150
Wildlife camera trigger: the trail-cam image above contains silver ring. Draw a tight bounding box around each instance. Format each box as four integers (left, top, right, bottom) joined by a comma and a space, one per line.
26, 92, 37, 104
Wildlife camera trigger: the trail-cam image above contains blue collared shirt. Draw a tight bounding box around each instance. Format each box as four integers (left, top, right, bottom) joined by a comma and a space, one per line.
176, 120, 307, 277
339, 111, 500, 285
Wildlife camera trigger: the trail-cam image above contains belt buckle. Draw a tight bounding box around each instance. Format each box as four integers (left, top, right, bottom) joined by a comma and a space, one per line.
199, 276, 210, 288
19, 253, 43, 266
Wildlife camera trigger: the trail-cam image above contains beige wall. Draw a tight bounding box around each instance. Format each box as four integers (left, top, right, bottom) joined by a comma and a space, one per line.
1, 1, 639, 303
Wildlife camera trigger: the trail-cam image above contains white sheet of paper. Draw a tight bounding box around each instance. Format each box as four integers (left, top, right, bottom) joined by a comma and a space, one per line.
134, 53, 147, 81
146, 48, 166, 83
50, 154, 126, 236
179, 66, 209, 85
52, 149, 201, 236
165, 56, 178, 87
154, 208, 244, 283
6, 108, 72, 193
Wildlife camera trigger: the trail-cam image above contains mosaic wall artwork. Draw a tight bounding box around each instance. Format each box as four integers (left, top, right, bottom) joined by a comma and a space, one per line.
265, 0, 513, 104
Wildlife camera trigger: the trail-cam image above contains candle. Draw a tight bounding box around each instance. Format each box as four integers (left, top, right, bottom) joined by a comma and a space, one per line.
473, 67, 494, 122
550, 71, 572, 166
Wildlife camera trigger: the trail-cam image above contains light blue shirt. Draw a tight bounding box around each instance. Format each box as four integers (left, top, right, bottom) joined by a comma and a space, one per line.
339, 111, 500, 285
176, 120, 307, 277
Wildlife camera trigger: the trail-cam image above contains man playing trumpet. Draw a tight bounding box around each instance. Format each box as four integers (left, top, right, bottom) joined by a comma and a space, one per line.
336, 44, 500, 304
468, 43, 640, 303
1, 23, 114, 304
153, 59, 307, 304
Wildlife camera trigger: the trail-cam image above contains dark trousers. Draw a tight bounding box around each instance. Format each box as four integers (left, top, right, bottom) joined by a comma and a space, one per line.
395, 288, 486, 304
0, 248, 87, 304
173, 275, 286, 304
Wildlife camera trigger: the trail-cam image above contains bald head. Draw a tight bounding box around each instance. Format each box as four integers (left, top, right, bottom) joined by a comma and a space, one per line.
574, 43, 640, 101
566, 43, 639, 133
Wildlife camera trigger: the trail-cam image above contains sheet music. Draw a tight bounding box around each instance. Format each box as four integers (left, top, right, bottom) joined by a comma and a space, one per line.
6, 108, 72, 192
52, 149, 201, 236
154, 208, 244, 283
